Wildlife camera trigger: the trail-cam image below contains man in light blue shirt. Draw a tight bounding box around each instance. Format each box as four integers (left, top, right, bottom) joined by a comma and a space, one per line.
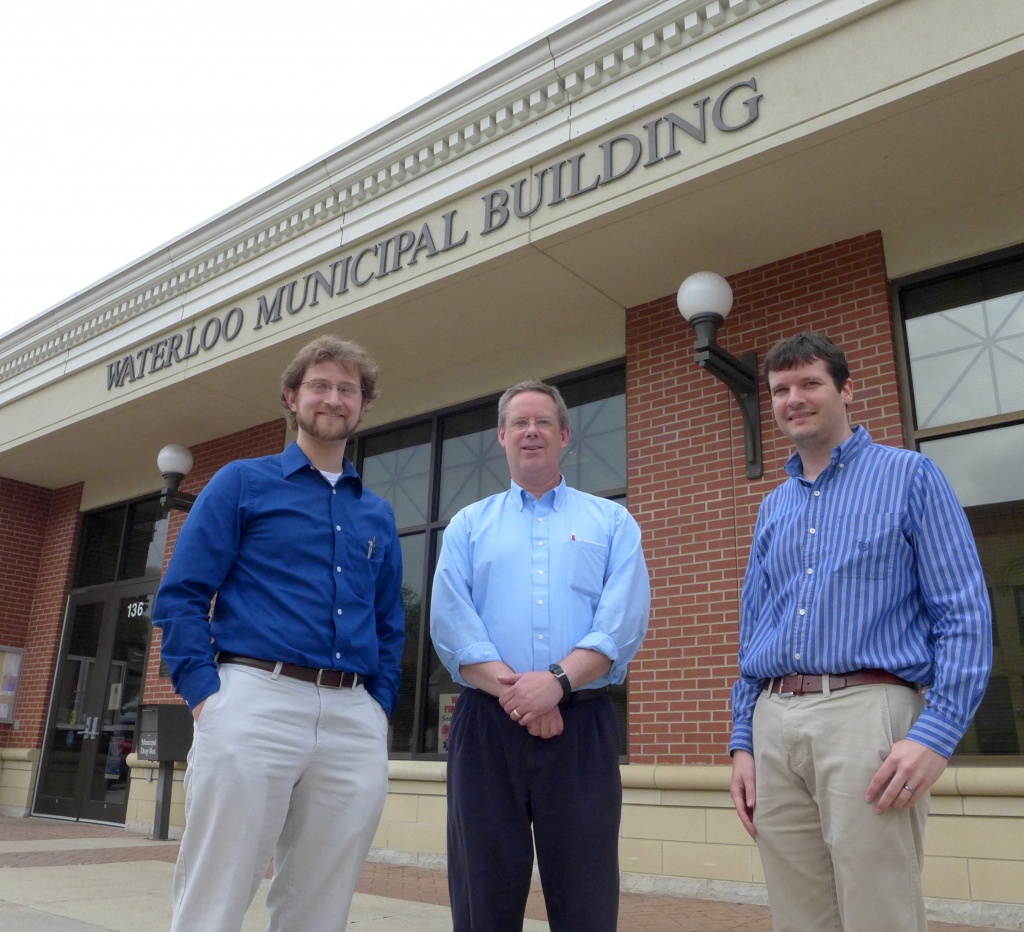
729, 333, 991, 932
431, 379, 650, 932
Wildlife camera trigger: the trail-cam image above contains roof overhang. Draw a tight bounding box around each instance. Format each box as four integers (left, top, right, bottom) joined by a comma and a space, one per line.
2, 0, 1023, 505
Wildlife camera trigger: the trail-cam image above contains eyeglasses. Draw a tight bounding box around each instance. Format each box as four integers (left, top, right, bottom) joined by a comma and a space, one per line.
507, 417, 559, 431
299, 380, 363, 398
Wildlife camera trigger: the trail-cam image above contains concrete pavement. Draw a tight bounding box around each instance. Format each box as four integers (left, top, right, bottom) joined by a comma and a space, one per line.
0, 815, 1006, 930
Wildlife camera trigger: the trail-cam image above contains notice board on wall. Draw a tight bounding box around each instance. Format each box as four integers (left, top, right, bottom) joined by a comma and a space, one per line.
0, 647, 25, 724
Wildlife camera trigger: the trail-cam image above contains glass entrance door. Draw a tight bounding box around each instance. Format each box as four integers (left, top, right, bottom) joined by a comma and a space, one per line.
34, 582, 154, 823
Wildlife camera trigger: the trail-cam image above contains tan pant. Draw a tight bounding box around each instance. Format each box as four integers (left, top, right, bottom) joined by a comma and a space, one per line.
171, 662, 389, 932
752, 682, 929, 932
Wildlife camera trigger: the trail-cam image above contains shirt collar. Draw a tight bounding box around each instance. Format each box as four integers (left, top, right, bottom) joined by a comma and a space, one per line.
281, 441, 363, 493
511, 476, 567, 510
784, 424, 872, 480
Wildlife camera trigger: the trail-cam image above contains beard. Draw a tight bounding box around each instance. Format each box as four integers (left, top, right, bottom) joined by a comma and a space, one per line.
295, 406, 361, 443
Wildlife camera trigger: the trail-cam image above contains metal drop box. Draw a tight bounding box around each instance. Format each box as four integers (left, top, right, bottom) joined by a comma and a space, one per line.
137, 703, 193, 761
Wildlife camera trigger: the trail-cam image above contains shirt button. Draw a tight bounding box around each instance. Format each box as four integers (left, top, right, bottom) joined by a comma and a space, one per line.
798, 608, 806, 616
806, 567, 813, 575
813, 490, 821, 497
337, 609, 343, 615
335, 652, 342, 660
537, 634, 544, 640
335, 525, 342, 531
537, 600, 544, 605
336, 566, 342, 572
809, 527, 816, 534
794, 652, 802, 661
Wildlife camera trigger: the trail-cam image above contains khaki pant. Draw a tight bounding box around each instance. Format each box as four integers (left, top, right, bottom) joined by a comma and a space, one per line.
752, 683, 929, 932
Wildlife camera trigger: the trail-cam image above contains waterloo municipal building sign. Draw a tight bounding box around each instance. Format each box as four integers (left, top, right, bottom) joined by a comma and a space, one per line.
106, 78, 764, 391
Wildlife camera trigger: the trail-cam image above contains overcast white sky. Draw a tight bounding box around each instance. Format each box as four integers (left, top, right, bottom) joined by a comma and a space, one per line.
0, 0, 597, 338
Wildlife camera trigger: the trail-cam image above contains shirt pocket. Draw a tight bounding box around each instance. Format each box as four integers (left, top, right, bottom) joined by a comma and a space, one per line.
829, 513, 901, 579
344, 536, 387, 599
570, 538, 608, 598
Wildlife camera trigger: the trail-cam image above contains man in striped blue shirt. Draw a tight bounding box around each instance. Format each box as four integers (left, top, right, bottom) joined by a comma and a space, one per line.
729, 332, 991, 932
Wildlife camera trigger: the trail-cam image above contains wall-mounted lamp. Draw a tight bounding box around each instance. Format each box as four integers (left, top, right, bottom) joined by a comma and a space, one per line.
676, 271, 763, 480
157, 443, 196, 513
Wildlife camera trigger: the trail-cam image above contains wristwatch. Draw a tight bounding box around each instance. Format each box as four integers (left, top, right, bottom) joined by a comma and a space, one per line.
549, 663, 573, 703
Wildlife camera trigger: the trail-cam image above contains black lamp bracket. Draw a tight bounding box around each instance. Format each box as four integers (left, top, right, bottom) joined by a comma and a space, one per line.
690, 316, 763, 480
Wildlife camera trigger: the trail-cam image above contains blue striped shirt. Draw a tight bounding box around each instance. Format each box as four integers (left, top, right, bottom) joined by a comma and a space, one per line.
431, 479, 650, 688
730, 427, 992, 758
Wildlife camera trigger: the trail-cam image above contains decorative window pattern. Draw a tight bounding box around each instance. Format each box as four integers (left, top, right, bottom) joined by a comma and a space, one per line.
899, 250, 1024, 758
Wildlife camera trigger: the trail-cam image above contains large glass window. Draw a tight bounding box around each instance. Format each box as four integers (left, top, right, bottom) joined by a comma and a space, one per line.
76, 498, 169, 587
357, 365, 629, 758
898, 249, 1024, 758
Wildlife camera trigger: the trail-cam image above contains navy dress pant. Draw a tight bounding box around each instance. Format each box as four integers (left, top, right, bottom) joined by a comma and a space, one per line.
446, 688, 622, 932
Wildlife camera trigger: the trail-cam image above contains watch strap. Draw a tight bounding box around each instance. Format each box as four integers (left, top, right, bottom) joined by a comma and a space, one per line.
549, 663, 573, 703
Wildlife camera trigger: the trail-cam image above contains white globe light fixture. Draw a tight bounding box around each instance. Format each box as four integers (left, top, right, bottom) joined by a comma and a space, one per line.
156, 443, 197, 512
676, 271, 763, 479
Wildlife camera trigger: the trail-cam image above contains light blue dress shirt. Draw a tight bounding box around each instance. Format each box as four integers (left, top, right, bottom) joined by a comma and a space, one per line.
730, 427, 992, 758
431, 478, 650, 688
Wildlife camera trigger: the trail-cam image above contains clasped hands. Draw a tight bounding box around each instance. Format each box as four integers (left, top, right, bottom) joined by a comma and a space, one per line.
498, 670, 565, 739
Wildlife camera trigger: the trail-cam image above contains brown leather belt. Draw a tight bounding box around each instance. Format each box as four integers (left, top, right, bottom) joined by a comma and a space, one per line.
217, 652, 362, 688
766, 669, 916, 697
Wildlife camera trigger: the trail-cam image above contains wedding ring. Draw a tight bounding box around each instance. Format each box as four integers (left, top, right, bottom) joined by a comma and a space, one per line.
512, 708, 521, 720
903, 783, 915, 794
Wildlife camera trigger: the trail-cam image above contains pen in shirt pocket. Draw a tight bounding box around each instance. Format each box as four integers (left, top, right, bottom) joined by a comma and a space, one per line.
367, 537, 376, 558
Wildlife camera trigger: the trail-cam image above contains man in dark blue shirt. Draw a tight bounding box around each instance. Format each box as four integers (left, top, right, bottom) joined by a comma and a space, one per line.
154, 335, 405, 931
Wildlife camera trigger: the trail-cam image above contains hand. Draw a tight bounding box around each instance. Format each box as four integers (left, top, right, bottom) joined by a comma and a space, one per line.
730, 750, 757, 838
526, 706, 564, 739
865, 739, 948, 813
497, 670, 562, 728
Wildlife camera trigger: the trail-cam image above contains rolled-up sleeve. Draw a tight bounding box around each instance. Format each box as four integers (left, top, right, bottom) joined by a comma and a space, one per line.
430, 509, 503, 685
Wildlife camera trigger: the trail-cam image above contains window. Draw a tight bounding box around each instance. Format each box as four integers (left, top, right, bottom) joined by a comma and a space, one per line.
357, 365, 629, 758
897, 249, 1024, 758
76, 498, 169, 587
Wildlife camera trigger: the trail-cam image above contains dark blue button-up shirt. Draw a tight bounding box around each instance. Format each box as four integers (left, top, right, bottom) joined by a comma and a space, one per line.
154, 442, 405, 715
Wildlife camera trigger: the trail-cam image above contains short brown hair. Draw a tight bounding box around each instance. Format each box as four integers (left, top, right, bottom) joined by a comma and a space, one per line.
497, 379, 570, 430
762, 332, 850, 391
280, 335, 379, 430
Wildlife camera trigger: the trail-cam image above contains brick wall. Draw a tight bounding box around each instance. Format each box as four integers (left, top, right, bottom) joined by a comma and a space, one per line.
0, 479, 50, 647
0, 480, 83, 748
626, 231, 904, 765
143, 419, 288, 705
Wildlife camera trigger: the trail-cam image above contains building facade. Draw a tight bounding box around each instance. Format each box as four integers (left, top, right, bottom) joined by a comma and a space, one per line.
1, 0, 1022, 925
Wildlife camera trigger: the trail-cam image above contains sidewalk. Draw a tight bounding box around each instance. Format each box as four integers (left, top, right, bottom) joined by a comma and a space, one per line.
0, 815, 1002, 930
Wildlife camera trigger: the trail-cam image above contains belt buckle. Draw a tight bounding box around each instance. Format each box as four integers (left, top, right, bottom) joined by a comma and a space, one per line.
777, 674, 797, 698
315, 668, 334, 688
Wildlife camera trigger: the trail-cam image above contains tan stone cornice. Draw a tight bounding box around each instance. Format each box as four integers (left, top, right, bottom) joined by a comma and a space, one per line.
0, 0, 793, 389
